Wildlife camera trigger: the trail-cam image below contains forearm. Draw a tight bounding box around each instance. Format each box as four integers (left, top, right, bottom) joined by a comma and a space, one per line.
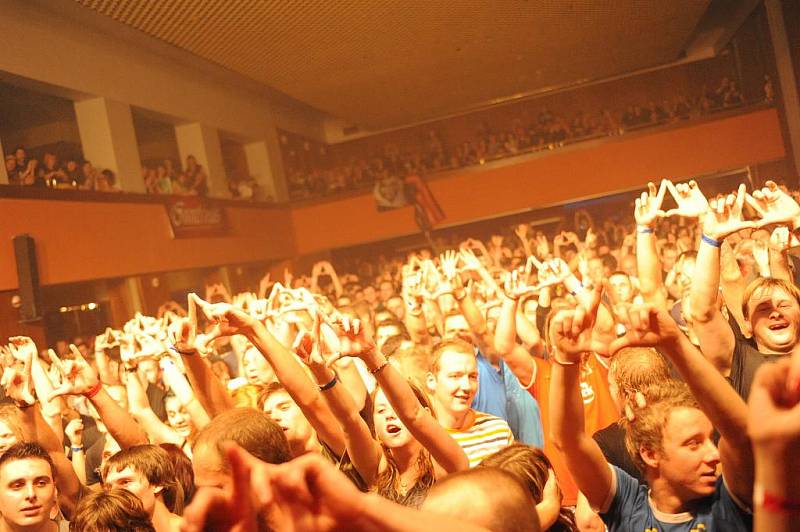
660, 335, 748, 443
636, 231, 666, 305
69, 448, 87, 484
162, 362, 211, 429
753, 447, 800, 532
691, 241, 722, 321
494, 298, 519, 354
181, 354, 234, 417
769, 249, 792, 282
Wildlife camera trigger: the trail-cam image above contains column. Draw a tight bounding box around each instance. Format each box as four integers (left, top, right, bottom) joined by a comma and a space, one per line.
74, 98, 144, 192
244, 140, 285, 202
0, 137, 8, 184
766, 0, 800, 177
174, 122, 229, 197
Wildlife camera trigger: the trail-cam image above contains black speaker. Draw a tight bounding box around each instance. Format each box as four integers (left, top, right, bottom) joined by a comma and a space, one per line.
13, 234, 42, 322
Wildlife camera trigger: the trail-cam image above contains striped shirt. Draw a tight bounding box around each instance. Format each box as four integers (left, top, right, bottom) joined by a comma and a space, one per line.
447, 410, 514, 467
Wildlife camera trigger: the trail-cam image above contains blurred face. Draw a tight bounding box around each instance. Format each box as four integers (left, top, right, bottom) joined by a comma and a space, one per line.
655, 408, 719, 500
105, 465, 158, 515
243, 348, 275, 385
620, 255, 637, 278
661, 248, 678, 272
165, 396, 194, 439
521, 299, 538, 325
0, 458, 56, 528
386, 296, 405, 319
0, 421, 19, 455
746, 286, 800, 354
608, 274, 633, 303
373, 389, 413, 448
375, 323, 401, 349
485, 306, 501, 334
379, 281, 395, 302
5, 158, 15, 172
137, 359, 161, 385
443, 314, 471, 339
263, 391, 312, 450
100, 436, 121, 475
587, 258, 604, 284
14, 148, 25, 162
431, 350, 478, 415
363, 286, 377, 305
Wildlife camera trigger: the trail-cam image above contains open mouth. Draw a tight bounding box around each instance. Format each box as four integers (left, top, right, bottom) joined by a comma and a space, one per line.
768, 322, 789, 331
385, 423, 402, 435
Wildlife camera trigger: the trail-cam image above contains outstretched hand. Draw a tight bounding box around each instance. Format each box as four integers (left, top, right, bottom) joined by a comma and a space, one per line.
746, 180, 800, 230
4, 337, 36, 406
48, 345, 100, 401
634, 181, 667, 227
663, 179, 709, 218
324, 317, 376, 367
700, 184, 758, 241
608, 304, 683, 355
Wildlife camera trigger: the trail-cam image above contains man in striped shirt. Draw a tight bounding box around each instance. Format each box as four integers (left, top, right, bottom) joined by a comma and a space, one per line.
427, 338, 514, 467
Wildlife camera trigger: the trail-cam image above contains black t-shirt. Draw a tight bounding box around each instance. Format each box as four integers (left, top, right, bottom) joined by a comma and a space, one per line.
593, 421, 645, 485
146, 383, 168, 421
728, 311, 785, 399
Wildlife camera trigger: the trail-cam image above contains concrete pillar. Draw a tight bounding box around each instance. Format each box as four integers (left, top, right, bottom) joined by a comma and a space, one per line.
174, 123, 228, 197
0, 137, 8, 184
244, 140, 282, 202
766, 0, 800, 177
74, 98, 144, 192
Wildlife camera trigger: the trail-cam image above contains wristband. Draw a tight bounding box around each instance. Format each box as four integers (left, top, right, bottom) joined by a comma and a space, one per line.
170, 345, 196, 356
370, 360, 390, 376
637, 226, 654, 234
70, 446, 84, 453
82, 382, 102, 399
318, 375, 338, 392
754, 484, 800, 514
701, 234, 722, 248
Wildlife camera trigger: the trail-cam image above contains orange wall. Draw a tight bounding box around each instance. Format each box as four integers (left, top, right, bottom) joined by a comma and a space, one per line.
0, 109, 786, 290
290, 109, 786, 254
0, 200, 294, 291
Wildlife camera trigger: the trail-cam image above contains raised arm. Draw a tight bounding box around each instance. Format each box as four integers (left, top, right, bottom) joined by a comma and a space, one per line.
690, 185, 756, 373
125, 363, 182, 445
611, 304, 753, 505
199, 299, 347, 457
332, 318, 468, 475
634, 181, 668, 309
548, 304, 614, 508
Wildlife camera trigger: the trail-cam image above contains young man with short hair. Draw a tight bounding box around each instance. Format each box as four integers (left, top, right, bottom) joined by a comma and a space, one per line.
427, 338, 513, 467
0, 442, 60, 532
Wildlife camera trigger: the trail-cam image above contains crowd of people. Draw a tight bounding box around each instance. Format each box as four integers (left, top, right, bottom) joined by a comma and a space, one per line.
140, 156, 209, 197
0, 174, 798, 531
4, 146, 120, 192
286, 76, 756, 201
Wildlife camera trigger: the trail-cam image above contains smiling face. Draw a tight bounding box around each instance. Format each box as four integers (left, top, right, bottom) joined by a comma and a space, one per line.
430, 349, 478, 416
0, 458, 56, 529
373, 388, 414, 449
745, 285, 800, 354
165, 396, 195, 439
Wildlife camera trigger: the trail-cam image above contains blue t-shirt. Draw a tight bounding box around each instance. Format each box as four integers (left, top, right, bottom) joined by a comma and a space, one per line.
602, 466, 751, 532
472, 351, 544, 447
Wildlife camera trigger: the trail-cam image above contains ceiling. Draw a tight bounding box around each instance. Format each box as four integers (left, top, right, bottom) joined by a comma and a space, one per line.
72, 0, 713, 129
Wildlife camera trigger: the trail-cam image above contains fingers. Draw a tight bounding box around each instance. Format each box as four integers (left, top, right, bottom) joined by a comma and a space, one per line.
47, 350, 67, 376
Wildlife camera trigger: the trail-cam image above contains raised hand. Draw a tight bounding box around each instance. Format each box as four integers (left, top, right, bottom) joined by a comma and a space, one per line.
534, 258, 572, 289
700, 184, 758, 241
663, 179, 709, 218
325, 317, 376, 366
514, 223, 529, 242
608, 304, 683, 354
548, 306, 595, 363
458, 248, 483, 272
65, 418, 84, 448
747, 357, 800, 451
4, 337, 36, 406
746, 180, 800, 229
634, 181, 667, 228
48, 345, 100, 400
534, 234, 550, 259
439, 250, 460, 281
769, 226, 800, 252
503, 265, 536, 301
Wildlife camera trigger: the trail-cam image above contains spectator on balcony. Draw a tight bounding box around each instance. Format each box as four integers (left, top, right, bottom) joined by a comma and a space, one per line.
5, 155, 20, 184
37, 152, 67, 187
96, 168, 120, 192
183, 155, 208, 196
64, 159, 83, 188
80, 161, 98, 191
155, 164, 173, 195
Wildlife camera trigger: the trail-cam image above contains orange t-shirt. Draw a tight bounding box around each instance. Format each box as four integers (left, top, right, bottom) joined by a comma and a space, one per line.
527, 354, 618, 506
